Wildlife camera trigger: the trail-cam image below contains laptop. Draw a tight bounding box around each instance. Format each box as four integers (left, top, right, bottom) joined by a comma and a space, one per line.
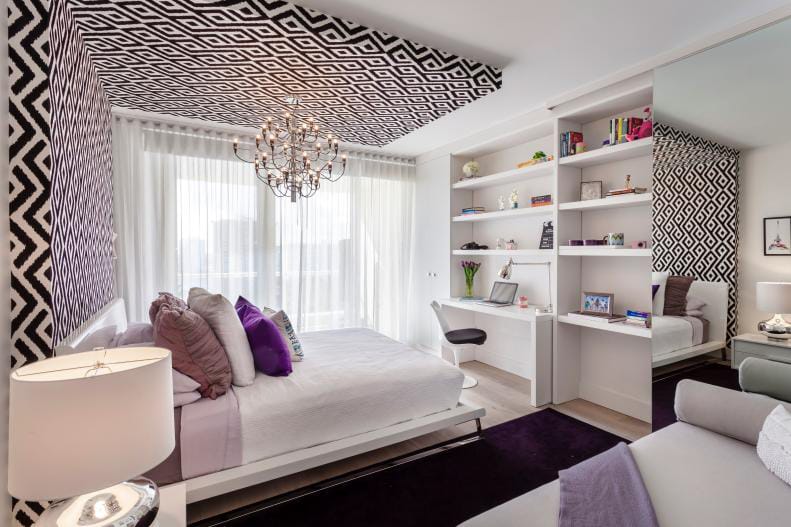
476, 281, 518, 307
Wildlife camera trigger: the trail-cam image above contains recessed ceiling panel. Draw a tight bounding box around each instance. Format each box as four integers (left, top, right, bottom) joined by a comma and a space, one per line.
67, 0, 502, 146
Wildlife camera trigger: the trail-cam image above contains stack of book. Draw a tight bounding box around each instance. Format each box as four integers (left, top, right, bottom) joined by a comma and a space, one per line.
559, 131, 583, 157
531, 194, 552, 207
606, 187, 648, 197
625, 310, 651, 328
567, 311, 627, 323
461, 206, 485, 215
609, 117, 643, 145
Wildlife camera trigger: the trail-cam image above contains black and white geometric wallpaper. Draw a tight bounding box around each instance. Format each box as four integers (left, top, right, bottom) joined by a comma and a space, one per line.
652, 123, 740, 342
66, 0, 503, 147
50, 0, 115, 345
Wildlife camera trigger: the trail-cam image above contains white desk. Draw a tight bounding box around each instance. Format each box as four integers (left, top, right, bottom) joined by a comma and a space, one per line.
438, 298, 553, 406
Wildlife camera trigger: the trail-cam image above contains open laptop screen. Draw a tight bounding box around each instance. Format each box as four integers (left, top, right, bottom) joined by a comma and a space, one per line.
489, 282, 518, 304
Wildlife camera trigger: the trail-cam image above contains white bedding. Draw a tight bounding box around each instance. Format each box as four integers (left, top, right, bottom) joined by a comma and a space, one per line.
652, 315, 706, 358
234, 328, 464, 464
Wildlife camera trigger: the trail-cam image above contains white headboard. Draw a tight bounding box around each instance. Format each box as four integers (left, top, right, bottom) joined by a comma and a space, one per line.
688, 280, 728, 344
55, 298, 128, 355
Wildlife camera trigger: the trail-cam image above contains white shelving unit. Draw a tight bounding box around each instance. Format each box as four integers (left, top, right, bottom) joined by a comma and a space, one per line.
559, 192, 652, 211
452, 163, 553, 190
558, 315, 651, 339
558, 137, 653, 168
558, 246, 652, 257
452, 206, 555, 223
452, 249, 552, 259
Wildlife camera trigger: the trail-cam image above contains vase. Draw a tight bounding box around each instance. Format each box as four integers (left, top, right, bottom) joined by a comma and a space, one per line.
465, 278, 474, 297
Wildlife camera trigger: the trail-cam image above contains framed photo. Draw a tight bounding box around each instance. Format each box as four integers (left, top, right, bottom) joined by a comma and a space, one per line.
580, 181, 602, 201
581, 291, 614, 316
764, 216, 791, 256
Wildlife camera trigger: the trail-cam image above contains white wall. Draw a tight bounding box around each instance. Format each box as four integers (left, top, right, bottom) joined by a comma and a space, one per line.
738, 140, 791, 333
1, 1, 11, 524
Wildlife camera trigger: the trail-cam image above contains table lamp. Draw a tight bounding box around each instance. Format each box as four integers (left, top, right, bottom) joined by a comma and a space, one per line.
9, 347, 175, 526
757, 282, 791, 340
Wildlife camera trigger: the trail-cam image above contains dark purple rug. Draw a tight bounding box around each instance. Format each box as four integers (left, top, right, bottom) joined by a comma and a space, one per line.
652, 363, 740, 431
194, 409, 624, 527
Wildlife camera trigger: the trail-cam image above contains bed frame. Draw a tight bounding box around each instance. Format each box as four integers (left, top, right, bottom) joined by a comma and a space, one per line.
652, 280, 728, 368
56, 298, 485, 504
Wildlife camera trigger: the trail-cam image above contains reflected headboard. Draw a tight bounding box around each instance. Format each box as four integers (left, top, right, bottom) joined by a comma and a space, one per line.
688, 280, 728, 344
54, 298, 128, 355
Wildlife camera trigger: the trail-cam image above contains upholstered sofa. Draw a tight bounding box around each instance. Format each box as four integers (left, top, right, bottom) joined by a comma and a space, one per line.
462, 376, 791, 526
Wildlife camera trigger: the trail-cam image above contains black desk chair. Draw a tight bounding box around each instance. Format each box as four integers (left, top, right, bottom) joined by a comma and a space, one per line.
431, 301, 487, 389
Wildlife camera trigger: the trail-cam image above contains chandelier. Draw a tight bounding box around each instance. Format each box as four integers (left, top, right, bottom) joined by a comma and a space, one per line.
233, 96, 347, 202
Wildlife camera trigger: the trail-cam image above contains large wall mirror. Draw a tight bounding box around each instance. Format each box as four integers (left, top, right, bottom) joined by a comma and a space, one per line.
651, 17, 791, 429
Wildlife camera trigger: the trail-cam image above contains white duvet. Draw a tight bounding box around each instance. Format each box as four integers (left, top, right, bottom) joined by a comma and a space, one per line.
234, 328, 464, 464
652, 316, 694, 357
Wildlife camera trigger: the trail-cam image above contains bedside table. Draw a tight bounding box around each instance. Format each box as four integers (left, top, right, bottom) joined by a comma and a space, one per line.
732, 333, 791, 369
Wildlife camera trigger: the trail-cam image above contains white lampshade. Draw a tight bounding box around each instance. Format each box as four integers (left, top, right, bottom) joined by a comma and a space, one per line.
757, 282, 791, 314
8, 347, 175, 501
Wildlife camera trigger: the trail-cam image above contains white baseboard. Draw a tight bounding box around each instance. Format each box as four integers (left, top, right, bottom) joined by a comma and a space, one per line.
579, 382, 651, 423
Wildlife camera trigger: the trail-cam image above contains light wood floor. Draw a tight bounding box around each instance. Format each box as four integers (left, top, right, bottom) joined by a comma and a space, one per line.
188, 360, 651, 523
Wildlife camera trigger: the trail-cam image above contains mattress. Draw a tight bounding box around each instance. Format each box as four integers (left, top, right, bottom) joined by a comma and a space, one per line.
234, 328, 464, 464
652, 316, 709, 357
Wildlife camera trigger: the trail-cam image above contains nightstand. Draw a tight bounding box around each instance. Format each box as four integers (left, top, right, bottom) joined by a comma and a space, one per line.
153, 482, 186, 527
732, 333, 791, 369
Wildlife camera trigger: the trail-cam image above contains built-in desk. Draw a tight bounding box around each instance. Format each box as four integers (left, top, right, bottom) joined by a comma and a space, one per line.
438, 298, 553, 406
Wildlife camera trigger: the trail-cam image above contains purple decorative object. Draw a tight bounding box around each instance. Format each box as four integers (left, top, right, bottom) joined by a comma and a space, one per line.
583, 239, 606, 246
568, 240, 584, 246
235, 296, 292, 377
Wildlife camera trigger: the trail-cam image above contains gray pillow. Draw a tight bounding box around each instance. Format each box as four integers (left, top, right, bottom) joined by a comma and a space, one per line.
685, 296, 707, 312
112, 323, 154, 347
188, 287, 255, 386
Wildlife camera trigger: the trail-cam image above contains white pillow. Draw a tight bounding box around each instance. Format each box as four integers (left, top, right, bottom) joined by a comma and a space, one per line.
757, 404, 791, 486
174, 391, 201, 407
685, 296, 707, 312
188, 287, 255, 387
652, 271, 670, 315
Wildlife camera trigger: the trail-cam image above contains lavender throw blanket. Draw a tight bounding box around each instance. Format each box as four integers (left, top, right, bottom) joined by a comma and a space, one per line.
559, 442, 658, 527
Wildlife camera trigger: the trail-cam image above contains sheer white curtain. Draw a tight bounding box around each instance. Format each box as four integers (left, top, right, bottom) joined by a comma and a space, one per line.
112, 116, 415, 340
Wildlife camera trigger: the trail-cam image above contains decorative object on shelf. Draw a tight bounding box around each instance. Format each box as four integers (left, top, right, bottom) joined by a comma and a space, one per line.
560, 131, 583, 157
505, 239, 518, 250
756, 282, 791, 339
568, 239, 584, 246
518, 295, 529, 309
233, 96, 347, 202
498, 258, 552, 313
516, 151, 553, 168
583, 239, 606, 246
531, 194, 553, 207
764, 217, 791, 256
625, 107, 653, 141
8, 348, 173, 527
461, 260, 482, 298
462, 160, 480, 180
606, 174, 647, 197
630, 240, 649, 249
539, 221, 554, 250
496, 238, 504, 250
625, 309, 652, 328
602, 232, 625, 246
509, 189, 519, 209
575, 142, 586, 154
498, 195, 505, 211
581, 291, 614, 315
461, 206, 486, 216
580, 181, 603, 201
460, 242, 489, 251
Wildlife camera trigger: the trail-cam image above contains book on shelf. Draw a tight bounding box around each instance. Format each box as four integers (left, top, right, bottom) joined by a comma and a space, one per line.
531, 194, 553, 207
567, 311, 627, 323
625, 309, 652, 328
606, 187, 648, 197
560, 131, 583, 157
461, 207, 486, 215
609, 117, 643, 145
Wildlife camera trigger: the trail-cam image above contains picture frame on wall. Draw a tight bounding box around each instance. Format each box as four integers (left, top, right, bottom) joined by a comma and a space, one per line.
764, 216, 791, 256
580, 181, 603, 201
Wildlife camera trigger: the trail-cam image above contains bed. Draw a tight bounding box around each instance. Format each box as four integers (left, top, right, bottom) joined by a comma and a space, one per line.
651, 280, 728, 368
55, 299, 484, 504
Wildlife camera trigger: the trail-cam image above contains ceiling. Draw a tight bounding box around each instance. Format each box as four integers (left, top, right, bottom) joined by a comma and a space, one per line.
71, 0, 791, 156
67, 0, 501, 147
655, 16, 791, 150
292, 0, 790, 155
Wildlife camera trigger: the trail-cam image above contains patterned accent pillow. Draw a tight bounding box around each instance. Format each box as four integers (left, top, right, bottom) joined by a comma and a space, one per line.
264, 308, 304, 362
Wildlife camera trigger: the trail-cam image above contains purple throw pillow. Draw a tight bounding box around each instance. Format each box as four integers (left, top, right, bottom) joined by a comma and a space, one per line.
235, 297, 292, 377
652, 284, 660, 300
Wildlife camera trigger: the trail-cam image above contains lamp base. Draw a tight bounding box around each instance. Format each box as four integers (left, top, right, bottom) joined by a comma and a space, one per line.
37, 478, 159, 527
758, 314, 791, 340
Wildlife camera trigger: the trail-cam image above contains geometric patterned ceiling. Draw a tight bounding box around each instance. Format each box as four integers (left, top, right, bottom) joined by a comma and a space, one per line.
67, 0, 502, 147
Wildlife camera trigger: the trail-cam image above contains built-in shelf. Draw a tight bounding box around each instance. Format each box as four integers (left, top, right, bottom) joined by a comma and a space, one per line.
452, 206, 555, 223
452, 249, 553, 259
452, 163, 553, 190
558, 137, 652, 168
558, 315, 652, 338
558, 246, 652, 257
559, 192, 652, 211
440, 298, 554, 322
